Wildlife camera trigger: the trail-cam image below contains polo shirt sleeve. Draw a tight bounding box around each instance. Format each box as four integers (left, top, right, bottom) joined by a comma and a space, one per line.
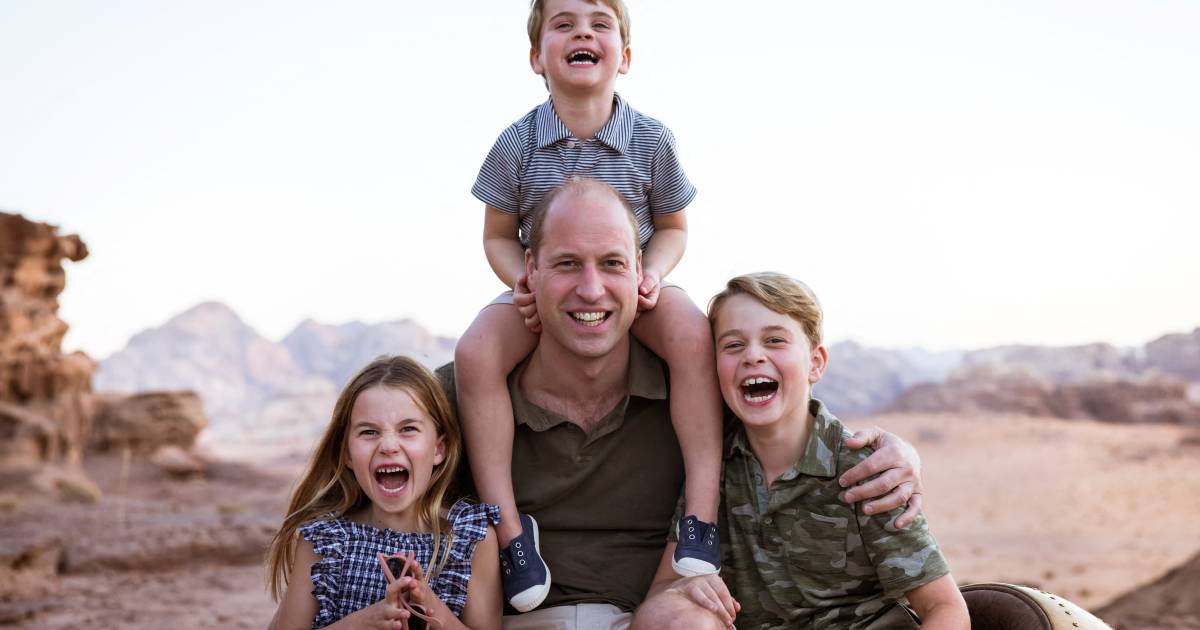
847, 450, 951, 599
472, 124, 525, 214
648, 126, 698, 215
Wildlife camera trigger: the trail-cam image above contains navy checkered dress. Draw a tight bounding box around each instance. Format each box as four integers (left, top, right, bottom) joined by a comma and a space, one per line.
300, 499, 499, 628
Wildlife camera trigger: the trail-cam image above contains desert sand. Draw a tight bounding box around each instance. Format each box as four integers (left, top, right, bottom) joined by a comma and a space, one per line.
2, 412, 1197, 629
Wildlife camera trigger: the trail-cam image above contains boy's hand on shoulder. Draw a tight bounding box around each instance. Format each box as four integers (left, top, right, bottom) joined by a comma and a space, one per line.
841, 426, 924, 528
514, 273, 541, 333
638, 271, 661, 312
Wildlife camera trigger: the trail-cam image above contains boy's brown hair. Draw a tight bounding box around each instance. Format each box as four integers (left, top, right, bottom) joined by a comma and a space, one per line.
708, 272, 824, 350
527, 0, 631, 53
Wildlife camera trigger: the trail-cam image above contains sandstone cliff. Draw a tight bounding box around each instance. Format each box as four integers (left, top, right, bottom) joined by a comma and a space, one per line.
0, 212, 94, 467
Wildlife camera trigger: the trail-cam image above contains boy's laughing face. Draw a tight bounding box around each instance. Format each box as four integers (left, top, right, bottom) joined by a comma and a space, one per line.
713, 294, 828, 430
531, 0, 630, 95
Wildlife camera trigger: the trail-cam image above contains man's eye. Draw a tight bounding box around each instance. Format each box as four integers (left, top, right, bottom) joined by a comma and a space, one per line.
604, 259, 624, 268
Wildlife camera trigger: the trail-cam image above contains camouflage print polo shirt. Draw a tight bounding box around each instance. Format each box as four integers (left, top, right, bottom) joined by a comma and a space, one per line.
720, 399, 950, 630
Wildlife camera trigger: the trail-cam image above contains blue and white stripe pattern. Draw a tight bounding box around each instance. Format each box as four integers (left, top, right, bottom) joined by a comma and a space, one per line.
301, 499, 499, 628
472, 94, 697, 249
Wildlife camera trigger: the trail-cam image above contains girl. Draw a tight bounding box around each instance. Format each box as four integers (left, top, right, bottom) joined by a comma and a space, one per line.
267, 355, 502, 630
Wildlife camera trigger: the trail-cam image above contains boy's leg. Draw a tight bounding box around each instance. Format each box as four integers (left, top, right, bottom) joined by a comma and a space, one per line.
455, 299, 550, 610
632, 287, 723, 574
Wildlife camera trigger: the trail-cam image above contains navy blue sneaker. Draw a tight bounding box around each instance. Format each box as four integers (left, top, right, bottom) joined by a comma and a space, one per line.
672, 514, 721, 576
499, 513, 551, 612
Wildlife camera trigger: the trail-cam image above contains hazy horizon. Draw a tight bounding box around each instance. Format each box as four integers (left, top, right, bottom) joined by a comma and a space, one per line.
4, 1, 1198, 358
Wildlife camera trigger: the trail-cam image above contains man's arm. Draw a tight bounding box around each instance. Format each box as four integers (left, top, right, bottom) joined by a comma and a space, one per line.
840, 427, 924, 528
631, 543, 737, 630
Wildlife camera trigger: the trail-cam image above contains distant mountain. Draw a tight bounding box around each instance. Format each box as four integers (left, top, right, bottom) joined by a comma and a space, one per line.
95, 303, 455, 457
816, 341, 961, 417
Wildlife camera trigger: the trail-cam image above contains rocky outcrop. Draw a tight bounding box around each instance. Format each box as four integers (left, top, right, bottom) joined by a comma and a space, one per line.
1098, 550, 1200, 629
88, 392, 208, 455
959, 342, 1136, 383
890, 367, 1200, 425
1144, 328, 1200, 382
0, 213, 94, 467
816, 341, 960, 417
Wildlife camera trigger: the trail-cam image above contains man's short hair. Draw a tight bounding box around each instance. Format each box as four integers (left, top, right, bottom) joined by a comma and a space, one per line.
527, 176, 639, 261
527, 0, 631, 53
708, 272, 824, 349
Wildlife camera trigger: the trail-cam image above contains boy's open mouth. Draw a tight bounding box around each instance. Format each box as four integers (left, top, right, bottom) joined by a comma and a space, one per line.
374, 465, 409, 492
740, 376, 779, 403
567, 50, 599, 65
571, 311, 609, 327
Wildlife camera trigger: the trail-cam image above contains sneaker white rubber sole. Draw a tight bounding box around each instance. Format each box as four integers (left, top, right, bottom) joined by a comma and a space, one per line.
672, 555, 720, 577
508, 515, 552, 613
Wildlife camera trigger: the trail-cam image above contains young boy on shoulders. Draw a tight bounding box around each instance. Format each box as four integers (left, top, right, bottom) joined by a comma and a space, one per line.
699, 272, 969, 629
455, 0, 724, 613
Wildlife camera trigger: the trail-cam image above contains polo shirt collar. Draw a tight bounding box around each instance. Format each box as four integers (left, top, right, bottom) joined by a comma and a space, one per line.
535, 94, 634, 154
508, 338, 667, 431
727, 398, 842, 479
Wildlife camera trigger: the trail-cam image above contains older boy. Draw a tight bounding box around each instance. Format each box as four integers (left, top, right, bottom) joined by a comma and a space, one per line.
455, 0, 725, 612
638, 273, 969, 629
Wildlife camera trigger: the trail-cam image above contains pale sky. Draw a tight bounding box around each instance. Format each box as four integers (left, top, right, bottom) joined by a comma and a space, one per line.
3, 1, 1198, 359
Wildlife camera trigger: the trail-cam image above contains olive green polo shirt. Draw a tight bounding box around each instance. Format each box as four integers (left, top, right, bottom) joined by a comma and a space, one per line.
439, 339, 684, 613
719, 399, 948, 630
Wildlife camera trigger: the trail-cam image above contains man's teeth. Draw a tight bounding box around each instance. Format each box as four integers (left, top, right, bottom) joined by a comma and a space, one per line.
572, 312, 607, 326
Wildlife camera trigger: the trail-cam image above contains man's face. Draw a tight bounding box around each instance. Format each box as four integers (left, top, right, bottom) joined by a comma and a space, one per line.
526, 187, 641, 360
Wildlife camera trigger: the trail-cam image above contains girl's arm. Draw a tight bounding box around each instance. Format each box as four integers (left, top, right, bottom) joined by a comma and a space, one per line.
459, 525, 503, 630
482, 205, 525, 289
274, 539, 321, 630
638, 210, 688, 311
904, 573, 970, 630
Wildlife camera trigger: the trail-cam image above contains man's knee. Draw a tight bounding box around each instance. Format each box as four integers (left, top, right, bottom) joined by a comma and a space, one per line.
633, 592, 725, 630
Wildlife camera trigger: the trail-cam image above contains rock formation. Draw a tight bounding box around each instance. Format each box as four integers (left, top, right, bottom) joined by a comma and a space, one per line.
0, 212, 94, 467
890, 367, 1200, 425
89, 392, 208, 455
1097, 550, 1200, 629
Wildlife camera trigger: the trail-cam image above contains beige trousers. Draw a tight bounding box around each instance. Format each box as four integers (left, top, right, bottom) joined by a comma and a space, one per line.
502, 603, 633, 630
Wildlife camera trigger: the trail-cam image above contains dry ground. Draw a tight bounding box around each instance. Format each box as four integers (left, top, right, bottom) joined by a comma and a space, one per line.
1, 412, 1197, 629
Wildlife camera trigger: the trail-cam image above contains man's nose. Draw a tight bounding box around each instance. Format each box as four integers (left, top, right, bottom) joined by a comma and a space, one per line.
575, 265, 604, 301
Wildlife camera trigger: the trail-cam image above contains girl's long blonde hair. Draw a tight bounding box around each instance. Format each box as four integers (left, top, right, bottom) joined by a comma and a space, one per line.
266, 355, 462, 601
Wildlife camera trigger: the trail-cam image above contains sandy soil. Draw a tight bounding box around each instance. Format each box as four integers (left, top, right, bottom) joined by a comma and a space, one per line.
1, 412, 1197, 629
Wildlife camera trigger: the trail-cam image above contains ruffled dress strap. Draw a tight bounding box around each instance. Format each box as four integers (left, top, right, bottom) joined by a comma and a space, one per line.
299, 517, 351, 629
424, 500, 500, 616
447, 499, 501, 544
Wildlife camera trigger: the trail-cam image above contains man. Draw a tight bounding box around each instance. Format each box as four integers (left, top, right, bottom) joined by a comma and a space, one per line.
442, 177, 923, 629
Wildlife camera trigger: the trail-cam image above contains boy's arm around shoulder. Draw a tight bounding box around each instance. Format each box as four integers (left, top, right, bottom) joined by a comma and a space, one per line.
905, 574, 969, 630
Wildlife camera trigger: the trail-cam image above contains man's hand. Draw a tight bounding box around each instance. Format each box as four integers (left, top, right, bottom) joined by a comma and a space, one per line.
638, 270, 662, 312
841, 426, 924, 528
514, 273, 540, 333
664, 575, 740, 628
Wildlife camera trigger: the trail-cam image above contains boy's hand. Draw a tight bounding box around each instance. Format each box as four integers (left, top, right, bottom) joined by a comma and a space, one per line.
638, 271, 662, 312
840, 427, 924, 528
514, 273, 541, 333
665, 574, 740, 628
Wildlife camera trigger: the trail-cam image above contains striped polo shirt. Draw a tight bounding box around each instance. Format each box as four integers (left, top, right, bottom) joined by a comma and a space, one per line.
472, 94, 697, 249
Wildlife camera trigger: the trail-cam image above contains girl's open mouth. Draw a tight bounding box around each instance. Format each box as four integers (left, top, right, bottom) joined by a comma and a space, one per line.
374, 465, 409, 493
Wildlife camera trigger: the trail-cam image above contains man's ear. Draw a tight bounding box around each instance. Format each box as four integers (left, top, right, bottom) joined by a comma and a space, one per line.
809, 344, 829, 385
635, 250, 643, 285
525, 248, 537, 286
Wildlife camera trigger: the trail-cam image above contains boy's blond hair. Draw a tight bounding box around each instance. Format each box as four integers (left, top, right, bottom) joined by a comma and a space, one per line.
527, 0, 631, 53
708, 272, 824, 350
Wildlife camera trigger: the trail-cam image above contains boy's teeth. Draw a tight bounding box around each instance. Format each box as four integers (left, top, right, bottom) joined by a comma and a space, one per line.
741, 376, 777, 386
744, 392, 774, 403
